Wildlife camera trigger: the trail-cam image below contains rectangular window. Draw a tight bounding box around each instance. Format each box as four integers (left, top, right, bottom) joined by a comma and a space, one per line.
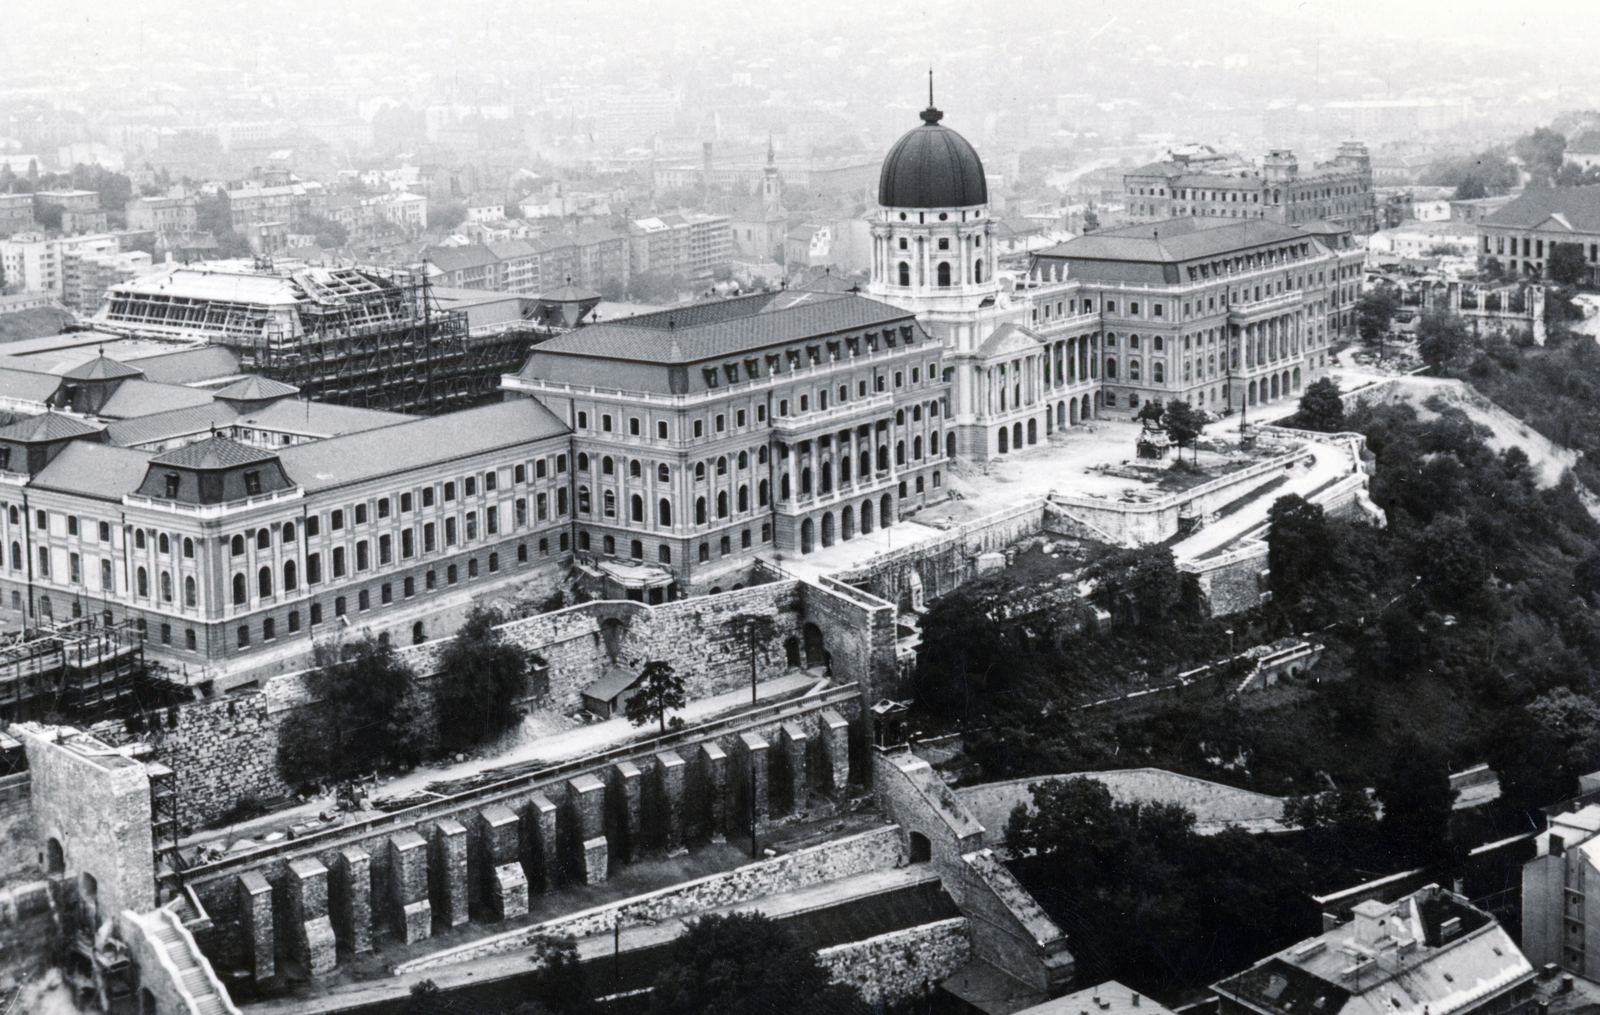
630, 417, 640, 435
515, 464, 526, 483
400, 492, 412, 512
466, 512, 478, 540
287, 611, 300, 633
445, 517, 458, 545
485, 471, 497, 492
308, 553, 321, 584
424, 522, 436, 552
331, 509, 344, 530
67, 516, 78, 536
444, 482, 456, 501
402, 529, 415, 558
37, 547, 47, 576
358, 590, 369, 611
354, 503, 367, 524
244, 471, 261, 495
465, 477, 476, 497
517, 498, 528, 526
602, 414, 613, 432
101, 559, 113, 591
307, 515, 320, 537
99, 521, 110, 542
578, 411, 588, 428
557, 488, 568, 515
381, 583, 392, 605
262, 617, 275, 641
422, 487, 435, 507
426, 570, 437, 590
35, 510, 45, 530
186, 628, 197, 649
379, 534, 392, 565
332, 546, 346, 578
556, 454, 567, 473
486, 506, 498, 535
404, 576, 415, 598
378, 497, 390, 519
69, 553, 80, 584
356, 541, 370, 570
311, 602, 323, 624
694, 419, 704, 438
536, 459, 548, 478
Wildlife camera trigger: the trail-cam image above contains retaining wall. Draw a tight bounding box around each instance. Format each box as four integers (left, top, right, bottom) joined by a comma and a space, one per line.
0, 772, 36, 883
817, 917, 970, 1005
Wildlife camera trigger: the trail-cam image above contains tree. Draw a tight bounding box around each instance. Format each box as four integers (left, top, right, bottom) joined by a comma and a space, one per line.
301, 214, 349, 249
433, 605, 531, 753
1293, 377, 1344, 432
1086, 546, 1182, 627
278, 636, 421, 785
428, 202, 466, 230
729, 613, 776, 704
1550, 242, 1590, 286
1081, 207, 1100, 233
1356, 286, 1400, 357
1267, 494, 1331, 605
526, 934, 594, 1015
1163, 399, 1203, 463
648, 912, 864, 1015
1480, 256, 1506, 282
1515, 127, 1567, 184
1453, 177, 1487, 200
1416, 307, 1470, 367
1374, 736, 1460, 868
625, 660, 686, 734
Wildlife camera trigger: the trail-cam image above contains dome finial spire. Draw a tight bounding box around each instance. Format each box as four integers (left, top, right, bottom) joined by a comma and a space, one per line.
920, 68, 943, 126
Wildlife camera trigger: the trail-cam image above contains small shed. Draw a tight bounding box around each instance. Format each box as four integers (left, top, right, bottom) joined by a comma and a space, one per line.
581, 666, 642, 719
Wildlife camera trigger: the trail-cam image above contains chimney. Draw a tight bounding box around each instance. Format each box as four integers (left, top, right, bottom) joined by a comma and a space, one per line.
1551, 833, 1565, 856
1132, 994, 1141, 1007
1352, 899, 1392, 946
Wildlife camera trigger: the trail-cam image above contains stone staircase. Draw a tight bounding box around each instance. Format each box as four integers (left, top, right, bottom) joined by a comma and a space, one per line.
122, 908, 240, 1015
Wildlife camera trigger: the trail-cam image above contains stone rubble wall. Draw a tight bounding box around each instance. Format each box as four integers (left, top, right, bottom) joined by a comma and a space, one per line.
816, 917, 970, 1006
0, 772, 37, 883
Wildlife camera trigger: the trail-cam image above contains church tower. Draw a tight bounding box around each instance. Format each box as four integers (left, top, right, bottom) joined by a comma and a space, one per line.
868, 77, 1045, 461
762, 135, 782, 217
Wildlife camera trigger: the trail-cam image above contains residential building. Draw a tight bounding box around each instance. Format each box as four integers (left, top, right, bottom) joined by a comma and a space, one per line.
125, 195, 198, 240
629, 213, 732, 276
1215, 885, 1535, 1015
1368, 219, 1478, 260
0, 232, 63, 295
0, 193, 35, 236
422, 244, 500, 290
1477, 186, 1600, 283
1523, 799, 1600, 977
489, 240, 540, 295
503, 290, 949, 589
224, 182, 328, 237
61, 249, 153, 312
1123, 143, 1378, 235
1566, 129, 1600, 172
465, 201, 505, 223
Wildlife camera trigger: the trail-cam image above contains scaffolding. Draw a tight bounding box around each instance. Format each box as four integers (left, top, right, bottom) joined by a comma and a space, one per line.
233, 267, 536, 415
0, 617, 147, 723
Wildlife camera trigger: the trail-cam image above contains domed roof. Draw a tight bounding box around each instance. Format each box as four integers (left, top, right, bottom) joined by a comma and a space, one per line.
879, 103, 987, 210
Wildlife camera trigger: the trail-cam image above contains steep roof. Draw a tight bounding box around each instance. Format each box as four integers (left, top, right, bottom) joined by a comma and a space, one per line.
276, 397, 568, 491
149, 434, 280, 470
133, 346, 242, 386
31, 442, 154, 501
0, 412, 104, 443
104, 402, 242, 448
62, 354, 143, 381
879, 105, 988, 209
96, 380, 218, 420
1481, 185, 1600, 232
0, 369, 64, 404
538, 281, 601, 302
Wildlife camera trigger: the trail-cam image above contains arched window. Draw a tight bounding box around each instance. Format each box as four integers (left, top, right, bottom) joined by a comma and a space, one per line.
821, 461, 832, 493
602, 456, 614, 475
1153, 362, 1165, 383
258, 567, 273, 598
738, 485, 749, 511
930, 431, 940, 456
898, 262, 910, 286
578, 486, 591, 513
629, 459, 641, 478
937, 262, 951, 287
717, 491, 729, 518
1154, 335, 1164, 351
9, 542, 18, 570
184, 576, 196, 607
230, 534, 244, 556
231, 573, 244, 605
877, 446, 889, 471
974, 259, 984, 284
631, 495, 644, 522
1129, 359, 1141, 381
1105, 357, 1117, 379
578, 452, 589, 470
256, 529, 270, 550
284, 559, 297, 591
695, 462, 706, 480
759, 479, 769, 506
696, 497, 707, 524
603, 490, 615, 516
801, 468, 813, 495
896, 409, 905, 425
158, 571, 171, 601
840, 455, 851, 483
914, 436, 923, 459
135, 529, 147, 550
699, 543, 710, 562
659, 499, 672, 525
896, 441, 906, 465
281, 523, 294, 543
658, 464, 670, 482
159, 533, 170, 554
758, 446, 768, 465
717, 456, 727, 475
738, 451, 748, 469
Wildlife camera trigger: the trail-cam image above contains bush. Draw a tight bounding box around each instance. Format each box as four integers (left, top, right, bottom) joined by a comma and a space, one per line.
278, 636, 423, 785
434, 605, 530, 754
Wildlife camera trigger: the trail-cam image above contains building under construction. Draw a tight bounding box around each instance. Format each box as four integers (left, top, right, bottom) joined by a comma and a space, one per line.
0, 616, 150, 723
92, 262, 536, 414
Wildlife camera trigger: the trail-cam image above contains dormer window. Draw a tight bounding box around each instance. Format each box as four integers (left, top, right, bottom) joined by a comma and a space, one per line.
165, 473, 180, 498
724, 364, 739, 384
702, 367, 719, 388
244, 471, 261, 496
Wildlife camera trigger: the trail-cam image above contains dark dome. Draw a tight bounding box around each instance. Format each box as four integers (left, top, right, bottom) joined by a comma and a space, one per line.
878, 105, 988, 209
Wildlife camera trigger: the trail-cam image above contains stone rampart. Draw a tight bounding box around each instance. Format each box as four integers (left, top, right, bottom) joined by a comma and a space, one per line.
816, 917, 970, 1005
0, 772, 36, 883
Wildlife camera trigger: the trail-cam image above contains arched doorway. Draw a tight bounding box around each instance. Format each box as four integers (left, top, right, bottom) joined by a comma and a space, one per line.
861, 500, 874, 534
821, 512, 835, 548
411, 621, 426, 644
1027, 418, 1037, 445
1094, 391, 1102, 411
841, 506, 855, 540
1249, 380, 1258, 405
1058, 402, 1066, 427
1012, 422, 1023, 450
997, 426, 1009, 453
46, 837, 64, 875
880, 494, 894, 528
909, 831, 932, 863
1270, 375, 1279, 400
803, 623, 827, 670
1292, 368, 1301, 391
800, 518, 815, 553
784, 636, 801, 668
1069, 399, 1078, 425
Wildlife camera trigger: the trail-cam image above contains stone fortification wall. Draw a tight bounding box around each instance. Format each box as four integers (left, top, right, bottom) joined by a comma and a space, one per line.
0, 772, 36, 883
830, 499, 1047, 610
816, 917, 970, 1005
1180, 544, 1271, 618
0, 880, 55, 982
397, 824, 906, 972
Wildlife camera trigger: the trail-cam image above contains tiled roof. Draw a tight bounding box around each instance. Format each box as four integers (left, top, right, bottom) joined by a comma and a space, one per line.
422, 244, 499, 272
0, 368, 64, 404
133, 346, 242, 386
488, 239, 537, 260
96, 380, 218, 420
104, 402, 241, 448
30, 442, 154, 501
0, 411, 104, 443
213, 376, 301, 402
233, 399, 410, 437
1036, 218, 1313, 265
276, 397, 568, 491
538, 281, 601, 302
62, 354, 143, 381
1481, 185, 1600, 232
1569, 129, 1600, 156
150, 435, 280, 470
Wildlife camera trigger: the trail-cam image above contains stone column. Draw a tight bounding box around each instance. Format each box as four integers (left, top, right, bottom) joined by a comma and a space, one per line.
699, 741, 729, 841
567, 774, 608, 884
778, 722, 809, 813
656, 751, 687, 853
736, 731, 771, 825
523, 792, 559, 892
330, 847, 372, 955
388, 830, 432, 944
820, 709, 850, 792
476, 805, 528, 921
286, 858, 336, 975
610, 761, 642, 864
238, 871, 273, 981
430, 819, 469, 929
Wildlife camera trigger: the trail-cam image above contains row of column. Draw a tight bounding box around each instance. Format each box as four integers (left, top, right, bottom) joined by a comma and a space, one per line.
1242, 312, 1303, 369
235, 710, 852, 979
